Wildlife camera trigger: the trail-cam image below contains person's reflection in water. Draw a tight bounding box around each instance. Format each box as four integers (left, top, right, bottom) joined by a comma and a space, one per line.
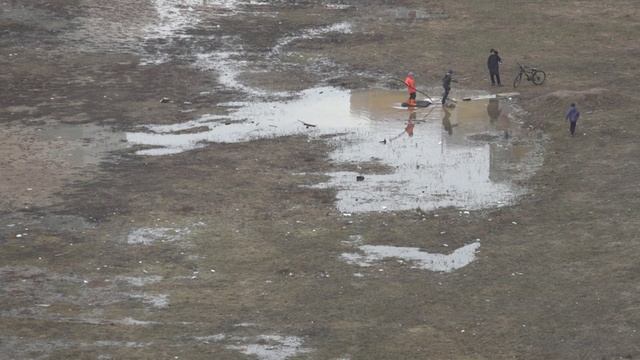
442, 107, 453, 135
405, 112, 416, 137
389, 112, 416, 142
487, 98, 501, 123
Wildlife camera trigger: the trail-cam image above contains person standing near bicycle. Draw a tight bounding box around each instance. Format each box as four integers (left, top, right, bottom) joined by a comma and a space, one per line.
565, 103, 580, 136
487, 49, 502, 86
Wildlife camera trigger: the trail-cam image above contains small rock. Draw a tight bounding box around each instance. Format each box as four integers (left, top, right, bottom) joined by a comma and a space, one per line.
356, 175, 365, 181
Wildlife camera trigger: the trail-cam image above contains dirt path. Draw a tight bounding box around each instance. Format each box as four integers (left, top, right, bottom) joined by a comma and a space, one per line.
2, 1, 640, 359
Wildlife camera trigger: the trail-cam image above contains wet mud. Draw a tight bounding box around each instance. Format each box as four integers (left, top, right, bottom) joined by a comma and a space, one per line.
2, 0, 640, 359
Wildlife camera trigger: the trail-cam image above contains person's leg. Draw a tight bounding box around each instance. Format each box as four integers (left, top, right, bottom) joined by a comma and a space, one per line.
570, 121, 576, 135
409, 92, 417, 106
490, 71, 496, 85
495, 72, 501, 86
442, 87, 449, 105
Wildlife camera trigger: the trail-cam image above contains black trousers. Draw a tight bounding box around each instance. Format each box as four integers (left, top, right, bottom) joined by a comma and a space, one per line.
570, 121, 577, 135
490, 70, 501, 85
409, 92, 416, 100
442, 87, 450, 105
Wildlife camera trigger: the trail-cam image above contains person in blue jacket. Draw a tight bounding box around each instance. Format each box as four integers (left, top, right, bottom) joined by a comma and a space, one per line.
565, 103, 580, 136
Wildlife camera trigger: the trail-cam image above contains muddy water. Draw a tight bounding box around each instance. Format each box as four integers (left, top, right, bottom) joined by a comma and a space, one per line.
129, 88, 543, 212
34, 122, 127, 167
0, 121, 127, 209
319, 91, 544, 212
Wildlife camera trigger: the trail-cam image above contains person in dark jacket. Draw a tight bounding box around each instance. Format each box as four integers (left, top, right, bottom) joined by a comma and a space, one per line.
565, 103, 580, 136
487, 49, 502, 86
441, 69, 456, 106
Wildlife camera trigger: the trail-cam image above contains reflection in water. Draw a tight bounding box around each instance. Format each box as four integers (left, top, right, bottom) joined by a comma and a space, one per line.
487, 98, 501, 122
128, 88, 543, 212
388, 112, 416, 142
441, 107, 455, 135
38, 123, 127, 167
318, 89, 543, 212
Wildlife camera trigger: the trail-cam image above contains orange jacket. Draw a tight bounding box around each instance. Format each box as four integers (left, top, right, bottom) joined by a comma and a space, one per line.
405, 76, 416, 94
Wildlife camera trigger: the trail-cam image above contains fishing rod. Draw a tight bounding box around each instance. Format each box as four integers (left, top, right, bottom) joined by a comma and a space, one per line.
390, 77, 434, 102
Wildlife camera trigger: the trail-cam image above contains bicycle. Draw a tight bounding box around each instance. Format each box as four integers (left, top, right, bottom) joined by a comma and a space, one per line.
513, 63, 546, 88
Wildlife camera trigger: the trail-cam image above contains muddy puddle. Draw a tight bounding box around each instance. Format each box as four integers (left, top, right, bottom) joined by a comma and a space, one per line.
129, 88, 544, 212
0, 120, 127, 209
33, 121, 127, 167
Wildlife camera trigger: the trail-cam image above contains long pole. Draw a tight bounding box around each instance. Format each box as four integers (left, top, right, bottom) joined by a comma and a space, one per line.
391, 78, 434, 102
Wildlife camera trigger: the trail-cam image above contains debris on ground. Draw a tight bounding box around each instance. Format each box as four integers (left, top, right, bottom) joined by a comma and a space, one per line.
298, 120, 317, 128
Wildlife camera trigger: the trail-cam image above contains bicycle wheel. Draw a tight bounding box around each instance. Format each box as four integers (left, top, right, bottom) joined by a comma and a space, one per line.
532, 70, 546, 85
513, 72, 523, 88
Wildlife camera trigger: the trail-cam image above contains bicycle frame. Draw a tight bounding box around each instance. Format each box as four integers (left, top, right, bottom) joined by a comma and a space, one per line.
518, 64, 535, 80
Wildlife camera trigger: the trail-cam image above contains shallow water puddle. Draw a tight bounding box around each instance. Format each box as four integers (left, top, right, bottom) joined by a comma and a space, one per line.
341, 241, 481, 273
127, 86, 370, 155
126, 222, 204, 244
316, 93, 544, 212
0, 266, 170, 323
194, 21, 353, 97
35, 122, 128, 167
127, 226, 192, 245
129, 88, 543, 211
196, 333, 312, 360
227, 335, 312, 360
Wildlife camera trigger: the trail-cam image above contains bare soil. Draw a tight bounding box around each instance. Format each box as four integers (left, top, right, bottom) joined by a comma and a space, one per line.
2, 1, 640, 359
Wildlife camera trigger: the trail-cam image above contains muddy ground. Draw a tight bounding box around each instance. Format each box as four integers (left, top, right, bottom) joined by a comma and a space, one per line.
1, 0, 640, 359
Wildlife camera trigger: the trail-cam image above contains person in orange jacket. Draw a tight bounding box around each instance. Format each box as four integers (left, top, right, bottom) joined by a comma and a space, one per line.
404, 72, 417, 107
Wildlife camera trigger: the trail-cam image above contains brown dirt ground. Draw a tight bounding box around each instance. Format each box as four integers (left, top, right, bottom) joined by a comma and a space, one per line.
1, 0, 640, 359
